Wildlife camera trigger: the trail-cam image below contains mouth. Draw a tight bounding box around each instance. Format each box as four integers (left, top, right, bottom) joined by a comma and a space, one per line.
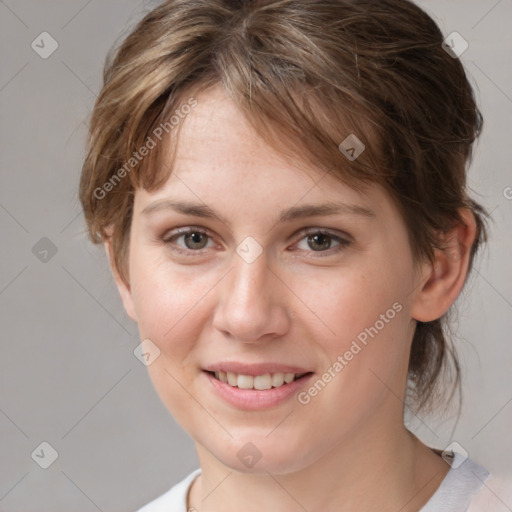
201, 362, 315, 409
204, 370, 313, 391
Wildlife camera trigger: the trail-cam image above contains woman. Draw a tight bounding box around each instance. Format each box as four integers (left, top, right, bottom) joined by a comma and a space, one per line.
79, 0, 504, 510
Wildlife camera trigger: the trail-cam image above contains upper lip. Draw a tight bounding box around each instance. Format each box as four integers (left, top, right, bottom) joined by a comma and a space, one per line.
203, 362, 313, 376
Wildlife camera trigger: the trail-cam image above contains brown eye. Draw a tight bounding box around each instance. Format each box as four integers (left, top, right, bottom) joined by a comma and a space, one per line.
307, 233, 333, 251
294, 229, 351, 256
163, 228, 213, 254
182, 231, 209, 250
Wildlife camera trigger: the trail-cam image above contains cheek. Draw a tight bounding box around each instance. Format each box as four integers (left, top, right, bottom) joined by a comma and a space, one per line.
128, 252, 213, 356
127, 254, 219, 427
299, 264, 405, 345
298, 261, 412, 400
296, 268, 403, 395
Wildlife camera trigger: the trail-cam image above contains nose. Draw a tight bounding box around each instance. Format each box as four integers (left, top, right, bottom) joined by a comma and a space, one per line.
212, 249, 291, 343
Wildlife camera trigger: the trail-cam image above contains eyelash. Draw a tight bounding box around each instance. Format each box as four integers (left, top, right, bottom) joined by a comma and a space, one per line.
161, 226, 351, 258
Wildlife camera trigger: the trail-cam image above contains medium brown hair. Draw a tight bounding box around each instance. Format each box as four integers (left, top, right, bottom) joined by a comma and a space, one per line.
79, 0, 488, 414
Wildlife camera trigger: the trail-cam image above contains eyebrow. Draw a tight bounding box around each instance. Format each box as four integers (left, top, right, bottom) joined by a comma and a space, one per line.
141, 199, 376, 226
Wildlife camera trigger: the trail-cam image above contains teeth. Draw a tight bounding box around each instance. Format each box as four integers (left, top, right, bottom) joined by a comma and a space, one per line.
227, 372, 237, 386
237, 374, 254, 389
271, 373, 284, 387
254, 374, 272, 390
213, 371, 305, 389
284, 373, 295, 383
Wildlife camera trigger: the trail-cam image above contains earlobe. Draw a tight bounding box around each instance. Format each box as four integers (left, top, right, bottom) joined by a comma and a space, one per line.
104, 237, 138, 323
411, 209, 477, 322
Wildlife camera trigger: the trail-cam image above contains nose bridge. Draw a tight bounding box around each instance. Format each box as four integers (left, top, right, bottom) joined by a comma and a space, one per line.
213, 241, 290, 341
228, 246, 273, 311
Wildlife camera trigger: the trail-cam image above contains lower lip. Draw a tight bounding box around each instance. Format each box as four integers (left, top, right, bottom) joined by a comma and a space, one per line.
203, 371, 314, 410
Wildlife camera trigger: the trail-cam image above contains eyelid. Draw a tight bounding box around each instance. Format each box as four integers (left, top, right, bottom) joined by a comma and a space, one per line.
296, 226, 352, 243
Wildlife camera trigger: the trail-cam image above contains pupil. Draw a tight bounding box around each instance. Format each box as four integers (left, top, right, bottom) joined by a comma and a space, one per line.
309, 233, 330, 251
186, 232, 207, 249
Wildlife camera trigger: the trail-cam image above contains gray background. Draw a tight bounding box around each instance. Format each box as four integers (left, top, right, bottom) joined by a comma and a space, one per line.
0, 1, 511, 511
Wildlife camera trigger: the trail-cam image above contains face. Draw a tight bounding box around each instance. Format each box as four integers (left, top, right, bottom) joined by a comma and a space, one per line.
115, 84, 425, 474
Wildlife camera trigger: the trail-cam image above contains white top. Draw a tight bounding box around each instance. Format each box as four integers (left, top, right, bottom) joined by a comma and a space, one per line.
135, 454, 494, 512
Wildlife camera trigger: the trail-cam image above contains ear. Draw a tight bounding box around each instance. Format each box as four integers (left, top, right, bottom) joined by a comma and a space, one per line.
104, 235, 138, 323
411, 208, 477, 322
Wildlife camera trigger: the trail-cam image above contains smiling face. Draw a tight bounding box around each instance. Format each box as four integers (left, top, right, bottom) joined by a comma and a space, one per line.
112, 84, 428, 474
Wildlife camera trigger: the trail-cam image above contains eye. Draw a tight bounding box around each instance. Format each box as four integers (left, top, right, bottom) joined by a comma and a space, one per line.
161, 227, 351, 257
162, 227, 214, 254
292, 229, 351, 256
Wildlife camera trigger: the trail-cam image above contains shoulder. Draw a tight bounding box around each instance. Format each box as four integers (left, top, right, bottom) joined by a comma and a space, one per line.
135, 469, 202, 512
421, 453, 489, 511
467, 472, 512, 512
422, 452, 512, 512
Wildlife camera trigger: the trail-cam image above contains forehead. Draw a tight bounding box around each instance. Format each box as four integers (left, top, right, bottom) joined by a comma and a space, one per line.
133, 84, 391, 221
173, 85, 309, 176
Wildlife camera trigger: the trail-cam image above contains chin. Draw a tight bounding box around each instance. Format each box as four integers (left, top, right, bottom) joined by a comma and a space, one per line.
204, 434, 314, 476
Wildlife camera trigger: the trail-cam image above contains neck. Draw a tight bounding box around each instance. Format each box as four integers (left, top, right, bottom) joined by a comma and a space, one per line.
189, 409, 449, 512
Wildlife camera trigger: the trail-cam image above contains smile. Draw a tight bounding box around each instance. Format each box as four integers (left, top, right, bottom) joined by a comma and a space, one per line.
209, 370, 310, 390
203, 368, 314, 410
